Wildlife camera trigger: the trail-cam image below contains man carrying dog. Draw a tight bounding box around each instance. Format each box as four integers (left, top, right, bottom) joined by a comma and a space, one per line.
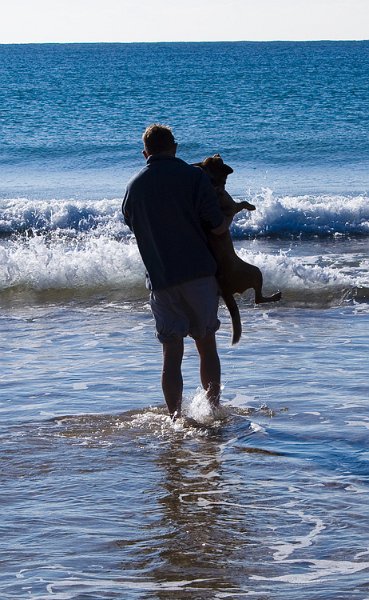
122, 124, 231, 420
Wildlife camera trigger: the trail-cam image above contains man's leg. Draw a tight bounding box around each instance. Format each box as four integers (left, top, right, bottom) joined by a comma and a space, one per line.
195, 332, 221, 408
162, 338, 184, 419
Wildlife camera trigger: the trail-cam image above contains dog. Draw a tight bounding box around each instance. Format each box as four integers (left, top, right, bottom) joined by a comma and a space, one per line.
196, 154, 281, 345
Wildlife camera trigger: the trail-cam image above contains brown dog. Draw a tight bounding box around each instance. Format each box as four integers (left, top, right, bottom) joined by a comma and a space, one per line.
196, 154, 281, 344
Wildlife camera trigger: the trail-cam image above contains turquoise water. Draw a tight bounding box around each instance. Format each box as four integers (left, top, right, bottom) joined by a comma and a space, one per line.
0, 42, 369, 598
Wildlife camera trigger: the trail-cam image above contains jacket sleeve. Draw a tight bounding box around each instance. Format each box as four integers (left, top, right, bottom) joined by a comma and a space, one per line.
122, 188, 132, 230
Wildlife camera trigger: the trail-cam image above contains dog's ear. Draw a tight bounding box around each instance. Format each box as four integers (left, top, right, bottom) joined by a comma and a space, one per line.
223, 161, 233, 175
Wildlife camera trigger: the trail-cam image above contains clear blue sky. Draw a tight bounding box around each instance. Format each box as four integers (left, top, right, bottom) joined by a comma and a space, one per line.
1, 0, 368, 44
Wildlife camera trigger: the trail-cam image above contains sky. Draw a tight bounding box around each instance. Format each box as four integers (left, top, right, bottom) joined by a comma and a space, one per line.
1, 0, 368, 44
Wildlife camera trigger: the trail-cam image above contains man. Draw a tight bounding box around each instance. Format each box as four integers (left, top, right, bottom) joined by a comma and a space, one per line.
122, 124, 231, 420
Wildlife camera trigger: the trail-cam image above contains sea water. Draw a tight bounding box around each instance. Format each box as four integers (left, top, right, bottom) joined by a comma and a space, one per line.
0, 42, 369, 599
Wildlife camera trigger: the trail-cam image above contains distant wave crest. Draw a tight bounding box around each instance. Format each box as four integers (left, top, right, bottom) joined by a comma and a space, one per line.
232, 189, 369, 238
0, 198, 127, 238
1, 192, 368, 239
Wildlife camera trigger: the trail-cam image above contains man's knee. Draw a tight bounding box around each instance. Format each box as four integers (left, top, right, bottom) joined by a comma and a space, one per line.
195, 332, 218, 356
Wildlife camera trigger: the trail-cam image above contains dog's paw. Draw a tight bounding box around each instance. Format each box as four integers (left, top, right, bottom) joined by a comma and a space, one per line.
238, 200, 256, 211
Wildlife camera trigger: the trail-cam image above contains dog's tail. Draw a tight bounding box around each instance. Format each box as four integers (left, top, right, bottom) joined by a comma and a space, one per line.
222, 292, 242, 345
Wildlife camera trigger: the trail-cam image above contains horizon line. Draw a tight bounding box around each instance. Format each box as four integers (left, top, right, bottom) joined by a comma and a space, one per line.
1, 38, 369, 46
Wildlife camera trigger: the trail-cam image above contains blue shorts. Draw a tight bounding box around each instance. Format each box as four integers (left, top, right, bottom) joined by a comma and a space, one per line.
150, 276, 220, 343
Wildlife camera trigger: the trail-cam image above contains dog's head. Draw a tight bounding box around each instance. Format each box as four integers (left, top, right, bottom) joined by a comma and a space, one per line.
195, 154, 233, 189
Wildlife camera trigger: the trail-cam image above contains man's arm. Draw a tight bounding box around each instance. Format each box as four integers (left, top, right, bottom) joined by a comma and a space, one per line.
122, 189, 133, 230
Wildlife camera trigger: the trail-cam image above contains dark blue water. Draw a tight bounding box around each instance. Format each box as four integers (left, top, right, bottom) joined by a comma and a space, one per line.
1, 41, 369, 197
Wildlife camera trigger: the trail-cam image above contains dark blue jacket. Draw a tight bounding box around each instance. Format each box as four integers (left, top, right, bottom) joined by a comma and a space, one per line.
122, 155, 223, 290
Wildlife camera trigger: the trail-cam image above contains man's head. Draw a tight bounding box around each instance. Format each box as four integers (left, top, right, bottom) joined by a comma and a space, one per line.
142, 124, 177, 158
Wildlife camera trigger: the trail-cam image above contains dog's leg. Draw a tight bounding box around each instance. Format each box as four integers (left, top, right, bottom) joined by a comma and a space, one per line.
220, 191, 256, 216
253, 267, 282, 304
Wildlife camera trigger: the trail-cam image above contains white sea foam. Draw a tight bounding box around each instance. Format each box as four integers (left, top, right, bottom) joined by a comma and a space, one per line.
184, 388, 228, 425
0, 234, 361, 305
0, 197, 126, 237
0, 194, 367, 302
234, 190, 369, 237
251, 558, 369, 583
237, 247, 354, 301
1, 192, 368, 238
271, 511, 326, 561
0, 233, 145, 297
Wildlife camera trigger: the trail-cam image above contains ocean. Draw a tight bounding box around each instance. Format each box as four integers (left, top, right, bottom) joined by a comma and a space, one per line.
1, 41, 369, 599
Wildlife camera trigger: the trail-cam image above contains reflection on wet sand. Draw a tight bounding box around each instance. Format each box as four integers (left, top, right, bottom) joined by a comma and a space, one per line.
152, 434, 248, 598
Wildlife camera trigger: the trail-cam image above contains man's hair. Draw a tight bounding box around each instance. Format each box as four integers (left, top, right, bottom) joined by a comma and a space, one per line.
142, 124, 176, 155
